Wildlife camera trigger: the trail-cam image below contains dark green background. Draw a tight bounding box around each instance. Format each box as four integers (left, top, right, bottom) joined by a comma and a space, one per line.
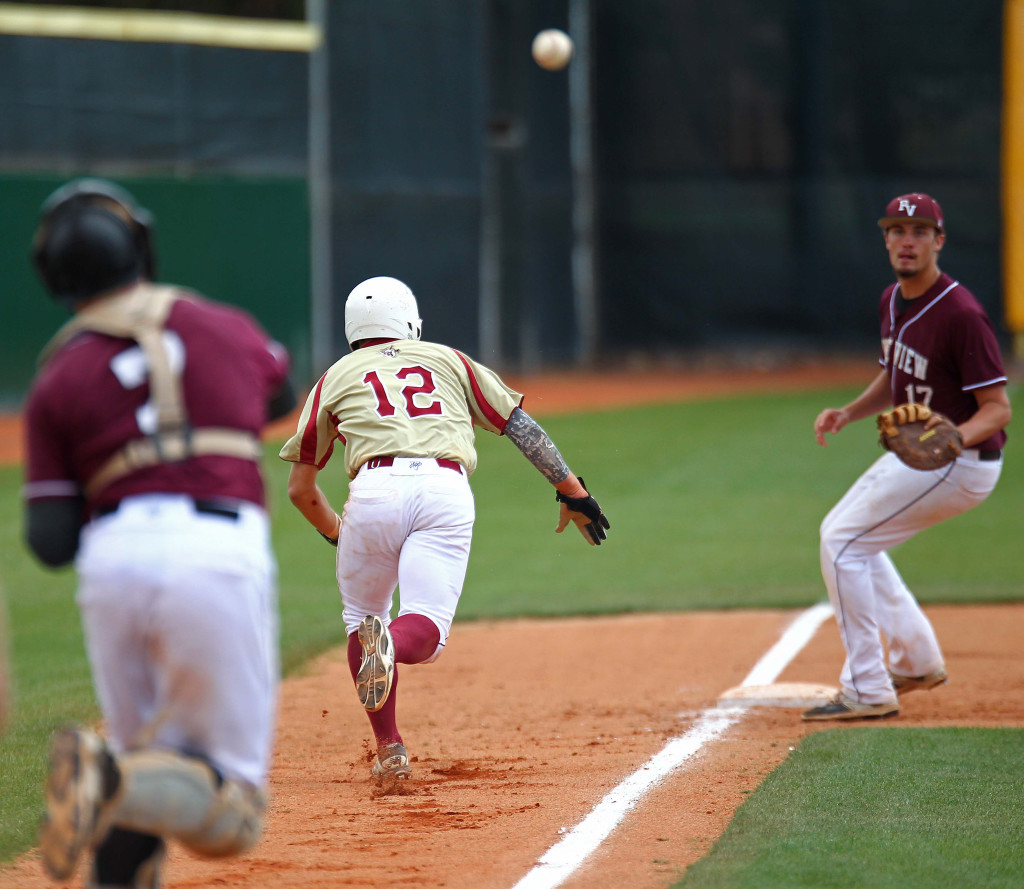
0, 175, 310, 407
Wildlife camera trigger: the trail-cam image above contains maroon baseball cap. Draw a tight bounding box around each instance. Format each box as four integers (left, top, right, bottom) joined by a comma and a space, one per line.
878, 193, 944, 231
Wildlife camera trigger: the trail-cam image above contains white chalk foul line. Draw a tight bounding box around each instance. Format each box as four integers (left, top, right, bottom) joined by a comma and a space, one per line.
510, 602, 833, 889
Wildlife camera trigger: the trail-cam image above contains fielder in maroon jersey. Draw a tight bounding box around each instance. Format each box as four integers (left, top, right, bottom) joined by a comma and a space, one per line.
22, 179, 295, 887
804, 193, 1011, 721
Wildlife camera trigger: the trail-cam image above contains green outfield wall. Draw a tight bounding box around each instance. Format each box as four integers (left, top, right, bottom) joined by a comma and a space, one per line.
0, 174, 310, 408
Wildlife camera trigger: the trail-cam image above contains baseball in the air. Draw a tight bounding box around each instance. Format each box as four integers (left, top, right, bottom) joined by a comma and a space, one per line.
532, 29, 574, 71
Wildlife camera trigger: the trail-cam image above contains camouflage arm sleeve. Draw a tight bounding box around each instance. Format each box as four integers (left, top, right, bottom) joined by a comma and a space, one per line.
504, 407, 571, 485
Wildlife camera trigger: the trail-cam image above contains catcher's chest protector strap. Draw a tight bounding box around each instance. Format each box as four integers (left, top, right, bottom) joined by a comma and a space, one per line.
40, 284, 261, 499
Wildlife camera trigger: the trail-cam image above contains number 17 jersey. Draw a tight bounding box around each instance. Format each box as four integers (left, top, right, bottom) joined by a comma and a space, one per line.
878, 272, 1007, 452
279, 340, 524, 478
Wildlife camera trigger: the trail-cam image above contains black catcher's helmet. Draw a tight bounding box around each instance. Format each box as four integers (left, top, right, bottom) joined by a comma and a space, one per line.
31, 178, 156, 305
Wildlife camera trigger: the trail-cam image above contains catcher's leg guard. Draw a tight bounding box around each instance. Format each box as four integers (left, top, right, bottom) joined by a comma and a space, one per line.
112, 750, 265, 858
89, 827, 165, 889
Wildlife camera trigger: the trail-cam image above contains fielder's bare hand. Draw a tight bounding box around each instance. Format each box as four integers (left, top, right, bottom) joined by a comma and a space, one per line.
814, 407, 851, 446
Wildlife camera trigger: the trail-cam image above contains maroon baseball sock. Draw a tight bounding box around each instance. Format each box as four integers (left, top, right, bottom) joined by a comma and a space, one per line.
389, 613, 441, 664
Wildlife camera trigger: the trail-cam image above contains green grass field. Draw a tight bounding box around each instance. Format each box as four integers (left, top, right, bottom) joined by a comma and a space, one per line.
2, 383, 1022, 883
679, 728, 1024, 888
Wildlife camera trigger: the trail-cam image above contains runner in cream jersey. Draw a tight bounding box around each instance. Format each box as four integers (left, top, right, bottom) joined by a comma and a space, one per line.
285, 337, 522, 479
280, 276, 609, 784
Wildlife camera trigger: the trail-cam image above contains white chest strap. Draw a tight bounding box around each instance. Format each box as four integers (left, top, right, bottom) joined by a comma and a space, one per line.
40, 284, 261, 499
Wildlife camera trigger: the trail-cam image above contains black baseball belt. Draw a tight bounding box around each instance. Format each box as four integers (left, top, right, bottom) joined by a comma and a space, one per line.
93, 497, 241, 521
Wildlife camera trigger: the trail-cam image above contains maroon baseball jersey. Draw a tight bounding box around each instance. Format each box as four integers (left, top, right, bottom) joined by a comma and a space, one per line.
878, 272, 1007, 450
24, 286, 290, 511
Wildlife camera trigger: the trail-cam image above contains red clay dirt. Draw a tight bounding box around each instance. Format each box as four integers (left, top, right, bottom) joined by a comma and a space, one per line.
2, 358, 1022, 889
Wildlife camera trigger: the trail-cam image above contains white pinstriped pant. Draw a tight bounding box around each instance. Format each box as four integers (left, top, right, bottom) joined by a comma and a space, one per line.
819, 450, 1001, 703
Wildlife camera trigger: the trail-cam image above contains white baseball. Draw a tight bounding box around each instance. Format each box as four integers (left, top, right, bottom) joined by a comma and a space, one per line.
532, 29, 574, 71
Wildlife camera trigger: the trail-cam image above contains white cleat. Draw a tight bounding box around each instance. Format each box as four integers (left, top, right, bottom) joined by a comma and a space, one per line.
371, 742, 411, 783
356, 615, 395, 712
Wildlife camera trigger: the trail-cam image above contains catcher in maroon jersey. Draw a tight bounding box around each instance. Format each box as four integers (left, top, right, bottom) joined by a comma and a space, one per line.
805, 193, 1011, 721
23, 179, 295, 887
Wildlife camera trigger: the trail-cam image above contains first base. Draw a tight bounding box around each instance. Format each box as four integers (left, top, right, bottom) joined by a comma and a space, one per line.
717, 682, 837, 709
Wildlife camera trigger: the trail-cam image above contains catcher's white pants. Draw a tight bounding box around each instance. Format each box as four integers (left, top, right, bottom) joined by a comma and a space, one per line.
75, 494, 279, 787
820, 449, 1001, 704
336, 458, 474, 659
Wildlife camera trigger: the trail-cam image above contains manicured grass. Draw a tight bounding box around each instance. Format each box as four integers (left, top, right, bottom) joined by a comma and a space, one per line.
1, 383, 1022, 865
460, 383, 1024, 614
677, 728, 1024, 889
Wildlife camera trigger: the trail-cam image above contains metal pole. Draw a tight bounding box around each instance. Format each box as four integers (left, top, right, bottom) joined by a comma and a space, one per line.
479, 122, 504, 365
307, 0, 333, 377
479, 0, 521, 366
568, 0, 597, 366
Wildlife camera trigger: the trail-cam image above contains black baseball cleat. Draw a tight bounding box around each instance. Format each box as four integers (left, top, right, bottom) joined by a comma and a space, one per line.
802, 693, 899, 722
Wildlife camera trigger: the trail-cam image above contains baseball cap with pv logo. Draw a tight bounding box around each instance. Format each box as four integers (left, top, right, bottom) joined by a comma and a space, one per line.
878, 193, 944, 231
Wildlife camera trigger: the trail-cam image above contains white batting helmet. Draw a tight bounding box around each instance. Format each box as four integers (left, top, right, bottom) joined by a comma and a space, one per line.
344, 276, 422, 346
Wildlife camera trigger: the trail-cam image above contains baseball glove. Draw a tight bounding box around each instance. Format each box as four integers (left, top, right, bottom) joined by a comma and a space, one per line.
877, 403, 963, 470
555, 476, 610, 546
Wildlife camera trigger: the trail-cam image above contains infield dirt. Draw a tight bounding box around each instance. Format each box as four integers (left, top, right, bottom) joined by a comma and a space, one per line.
2, 358, 1022, 889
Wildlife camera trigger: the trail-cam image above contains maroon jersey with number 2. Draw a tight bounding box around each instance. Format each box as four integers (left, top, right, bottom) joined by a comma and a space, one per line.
879, 272, 1007, 451
24, 287, 291, 512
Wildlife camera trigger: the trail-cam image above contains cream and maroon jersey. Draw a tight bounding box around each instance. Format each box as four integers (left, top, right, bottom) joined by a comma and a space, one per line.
279, 340, 524, 478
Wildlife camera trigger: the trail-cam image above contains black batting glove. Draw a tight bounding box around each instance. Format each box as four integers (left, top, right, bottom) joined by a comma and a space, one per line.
555, 476, 610, 546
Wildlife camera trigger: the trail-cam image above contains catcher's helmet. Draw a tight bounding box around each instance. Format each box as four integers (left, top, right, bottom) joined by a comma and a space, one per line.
344, 276, 422, 346
32, 178, 156, 305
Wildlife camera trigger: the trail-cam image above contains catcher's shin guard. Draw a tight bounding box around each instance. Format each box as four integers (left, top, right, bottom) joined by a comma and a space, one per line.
113, 750, 265, 857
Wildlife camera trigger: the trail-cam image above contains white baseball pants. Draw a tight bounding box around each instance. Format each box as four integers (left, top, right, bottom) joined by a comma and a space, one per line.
336, 458, 474, 658
820, 450, 1001, 703
75, 494, 279, 787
